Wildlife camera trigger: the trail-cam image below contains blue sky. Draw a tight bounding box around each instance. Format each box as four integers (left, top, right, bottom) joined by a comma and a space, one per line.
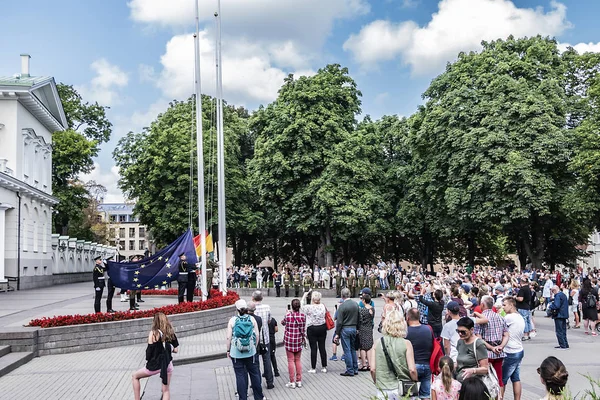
1, 0, 599, 202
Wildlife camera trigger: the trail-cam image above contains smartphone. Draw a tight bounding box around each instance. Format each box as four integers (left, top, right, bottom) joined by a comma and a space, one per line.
335, 304, 338, 310
287, 304, 291, 311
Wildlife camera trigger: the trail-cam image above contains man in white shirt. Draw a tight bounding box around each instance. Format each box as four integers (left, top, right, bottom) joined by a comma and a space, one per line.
251, 290, 275, 389
542, 275, 553, 310
500, 296, 525, 400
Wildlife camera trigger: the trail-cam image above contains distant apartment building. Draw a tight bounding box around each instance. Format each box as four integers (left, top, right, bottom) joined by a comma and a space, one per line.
97, 203, 153, 260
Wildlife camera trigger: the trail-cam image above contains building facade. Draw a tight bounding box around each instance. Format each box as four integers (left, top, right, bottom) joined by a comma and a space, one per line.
98, 203, 154, 260
0, 55, 66, 290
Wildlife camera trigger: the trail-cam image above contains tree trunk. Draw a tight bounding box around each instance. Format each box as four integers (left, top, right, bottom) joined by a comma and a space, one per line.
522, 216, 545, 270
467, 232, 476, 266
516, 237, 528, 271
325, 224, 333, 267
273, 237, 279, 272
231, 231, 238, 266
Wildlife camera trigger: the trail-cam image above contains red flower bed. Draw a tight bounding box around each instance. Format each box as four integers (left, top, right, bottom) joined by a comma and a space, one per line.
140, 288, 201, 296
28, 290, 238, 328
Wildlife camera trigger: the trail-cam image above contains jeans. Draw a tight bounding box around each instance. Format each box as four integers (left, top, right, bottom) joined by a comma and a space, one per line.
502, 350, 524, 385
307, 323, 328, 369
232, 355, 264, 400
517, 309, 532, 333
340, 327, 359, 374
554, 318, 569, 348
416, 364, 431, 398
259, 341, 274, 385
286, 350, 302, 383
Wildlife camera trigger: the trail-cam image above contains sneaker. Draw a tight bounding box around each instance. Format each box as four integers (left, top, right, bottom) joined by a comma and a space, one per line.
308, 369, 316, 374
285, 382, 296, 389
329, 355, 338, 361
266, 384, 275, 389
296, 381, 302, 388
341, 355, 346, 361
274, 372, 280, 377
321, 368, 327, 373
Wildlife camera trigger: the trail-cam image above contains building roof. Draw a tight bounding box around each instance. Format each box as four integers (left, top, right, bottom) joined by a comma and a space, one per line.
0, 75, 53, 87
98, 203, 136, 213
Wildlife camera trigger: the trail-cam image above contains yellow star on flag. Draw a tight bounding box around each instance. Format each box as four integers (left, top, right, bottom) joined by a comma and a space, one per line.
145, 286, 149, 289
165, 257, 169, 262
133, 278, 138, 282
167, 273, 172, 278
165, 263, 171, 268
162, 281, 167, 285
140, 264, 145, 269
158, 256, 163, 260
135, 271, 140, 275
136, 284, 141, 288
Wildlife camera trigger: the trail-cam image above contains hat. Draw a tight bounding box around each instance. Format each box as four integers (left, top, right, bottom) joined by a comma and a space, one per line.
179, 252, 186, 257
94, 256, 102, 261
235, 299, 247, 310
360, 287, 372, 296
447, 301, 460, 313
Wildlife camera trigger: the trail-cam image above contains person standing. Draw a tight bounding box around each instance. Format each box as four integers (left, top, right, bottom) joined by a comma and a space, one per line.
301, 289, 328, 374
177, 253, 190, 304
335, 269, 342, 298
500, 296, 525, 400
515, 277, 532, 341
268, 315, 280, 377
226, 300, 264, 400
548, 285, 570, 349
106, 267, 116, 313
579, 278, 599, 336
406, 308, 434, 400
274, 271, 282, 297
283, 269, 291, 297
293, 270, 301, 298
93, 256, 106, 313
335, 288, 360, 376
358, 293, 375, 371
282, 298, 306, 389
348, 270, 357, 298
474, 295, 509, 390
417, 287, 445, 338
251, 291, 275, 389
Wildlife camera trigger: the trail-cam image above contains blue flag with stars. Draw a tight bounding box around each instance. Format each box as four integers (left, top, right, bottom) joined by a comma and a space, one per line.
106, 229, 198, 291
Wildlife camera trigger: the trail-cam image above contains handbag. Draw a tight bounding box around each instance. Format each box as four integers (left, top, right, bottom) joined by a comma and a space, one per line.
380, 337, 420, 397
428, 325, 443, 376
258, 327, 268, 355
325, 306, 335, 330
472, 339, 500, 399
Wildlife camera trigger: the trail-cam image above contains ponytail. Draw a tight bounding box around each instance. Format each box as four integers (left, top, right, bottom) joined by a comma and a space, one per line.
439, 356, 454, 394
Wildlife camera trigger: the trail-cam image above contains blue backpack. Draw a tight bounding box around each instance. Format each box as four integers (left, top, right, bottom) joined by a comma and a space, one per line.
232, 315, 255, 353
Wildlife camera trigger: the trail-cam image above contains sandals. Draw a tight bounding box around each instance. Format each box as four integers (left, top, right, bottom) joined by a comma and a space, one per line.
359, 366, 370, 371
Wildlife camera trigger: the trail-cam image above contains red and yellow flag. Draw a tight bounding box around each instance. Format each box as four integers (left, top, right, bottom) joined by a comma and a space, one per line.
193, 231, 214, 257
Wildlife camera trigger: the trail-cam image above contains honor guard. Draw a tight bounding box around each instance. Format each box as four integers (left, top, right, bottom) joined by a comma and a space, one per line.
335, 269, 342, 298
177, 253, 191, 303
303, 271, 312, 292
93, 256, 106, 313
105, 256, 116, 313
274, 271, 282, 297
357, 271, 365, 293
283, 270, 291, 297
206, 267, 214, 295
369, 272, 378, 298
293, 270, 301, 297
348, 270, 356, 298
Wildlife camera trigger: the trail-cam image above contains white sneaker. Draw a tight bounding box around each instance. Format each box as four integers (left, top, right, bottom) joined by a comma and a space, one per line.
285, 382, 296, 389
321, 368, 327, 373
308, 369, 316, 373
296, 381, 302, 388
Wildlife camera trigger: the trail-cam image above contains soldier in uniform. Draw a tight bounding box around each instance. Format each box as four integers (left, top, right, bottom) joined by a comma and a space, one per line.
186, 259, 198, 302
357, 270, 365, 294
177, 253, 190, 303
105, 256, 116, 313
303, 269, 312, 292
206, 267, 214, 294
348, 269, 357, 298
369, 271, 378, 298
273, 270, 282, 297
335, 268, 342, 298
293, 269, 301, 297
93, 256, 106, 313
283, 269, 291, 297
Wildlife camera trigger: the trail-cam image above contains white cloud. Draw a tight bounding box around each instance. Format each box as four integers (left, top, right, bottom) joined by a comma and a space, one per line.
76, 59, 129, 106
374, 92, 390, 105
344, 0, 571, 74
81, 163, 124, 203
157, 32, 315, 105
558, 41, 600, 54
138, 64, 156, 83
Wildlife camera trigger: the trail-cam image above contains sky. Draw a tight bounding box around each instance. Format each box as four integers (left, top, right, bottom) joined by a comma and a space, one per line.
1, 0, 599, 203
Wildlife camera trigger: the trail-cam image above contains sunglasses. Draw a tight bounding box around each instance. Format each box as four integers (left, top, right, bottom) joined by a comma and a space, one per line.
456, 329, 469, 336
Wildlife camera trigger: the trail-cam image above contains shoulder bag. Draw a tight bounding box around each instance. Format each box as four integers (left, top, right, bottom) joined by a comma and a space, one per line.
472, 339, 499, 399
380, 337, 420, 397
325, 305, 335, 330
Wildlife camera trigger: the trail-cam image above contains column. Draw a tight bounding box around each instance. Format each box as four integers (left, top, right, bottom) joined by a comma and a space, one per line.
0, 204, 14, 283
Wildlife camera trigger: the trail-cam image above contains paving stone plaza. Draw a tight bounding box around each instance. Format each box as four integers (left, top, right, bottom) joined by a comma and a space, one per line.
0, 282, 599, 399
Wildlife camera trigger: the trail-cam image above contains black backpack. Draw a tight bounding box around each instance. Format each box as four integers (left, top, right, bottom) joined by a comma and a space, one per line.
587, 291, 597, 309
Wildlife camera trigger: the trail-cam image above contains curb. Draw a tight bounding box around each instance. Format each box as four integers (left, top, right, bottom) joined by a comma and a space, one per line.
173, 339, 285, 366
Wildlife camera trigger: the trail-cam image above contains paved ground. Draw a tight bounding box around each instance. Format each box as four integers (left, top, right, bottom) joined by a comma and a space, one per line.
0, 286, 599, 399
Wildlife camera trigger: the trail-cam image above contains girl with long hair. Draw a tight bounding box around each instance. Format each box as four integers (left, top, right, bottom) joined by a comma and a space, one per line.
132, 312, 179, 400
431, 356, 461, 400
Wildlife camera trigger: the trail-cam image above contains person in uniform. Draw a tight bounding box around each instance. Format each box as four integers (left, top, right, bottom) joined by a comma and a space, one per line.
348, 269, 357, 298
129, 255, 141, 311
104, 256, 116, 313
335, 268, 342, 298
93, 256, 106, 313
186, 259, 198, 302
303, 269, 312, 292
357, 270, 365, 294
206, 268, 214, 293
293, 269, 301, 297
369, 271, 378, 298
274, 270, 282, 297
283, 269, 291, 297
177, 253, 190, 303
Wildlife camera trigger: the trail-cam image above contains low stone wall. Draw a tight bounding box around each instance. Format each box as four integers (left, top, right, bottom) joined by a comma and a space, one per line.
16, 272, 93, 290
0, 305, 235, 356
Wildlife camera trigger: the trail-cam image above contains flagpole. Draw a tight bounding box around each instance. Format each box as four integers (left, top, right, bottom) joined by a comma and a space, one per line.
215, 0, 227, 295
194, 0, 208, 301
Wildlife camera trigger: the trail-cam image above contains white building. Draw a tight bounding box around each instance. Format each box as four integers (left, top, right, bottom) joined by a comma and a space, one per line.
98, 203, 155, 260
0, 55, 66, 289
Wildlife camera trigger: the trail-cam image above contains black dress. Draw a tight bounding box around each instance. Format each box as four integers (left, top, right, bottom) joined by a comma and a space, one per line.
580, 289, 599, 321
146, 333, 179, 384
358, 307, 374, 350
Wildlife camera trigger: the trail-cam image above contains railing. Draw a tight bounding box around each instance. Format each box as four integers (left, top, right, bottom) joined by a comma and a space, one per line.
51, 234, 117, 274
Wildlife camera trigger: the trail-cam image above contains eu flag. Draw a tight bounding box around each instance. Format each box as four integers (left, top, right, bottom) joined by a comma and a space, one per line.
106, 230, 199, 290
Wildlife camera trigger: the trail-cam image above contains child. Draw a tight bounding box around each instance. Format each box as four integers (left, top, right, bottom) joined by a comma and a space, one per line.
431, 356, 461, 400
268, 316, 280, 377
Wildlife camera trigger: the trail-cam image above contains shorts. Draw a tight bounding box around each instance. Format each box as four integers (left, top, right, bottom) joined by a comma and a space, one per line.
517, 309, 531, 333
143, 361, 174, 376
502, 351, 524, 384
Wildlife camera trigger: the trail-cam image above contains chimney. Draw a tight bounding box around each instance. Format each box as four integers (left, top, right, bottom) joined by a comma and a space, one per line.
20, 54, 31, 78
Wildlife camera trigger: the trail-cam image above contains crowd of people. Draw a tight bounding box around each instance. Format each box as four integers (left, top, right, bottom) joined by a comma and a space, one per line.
223, 263, 599, 400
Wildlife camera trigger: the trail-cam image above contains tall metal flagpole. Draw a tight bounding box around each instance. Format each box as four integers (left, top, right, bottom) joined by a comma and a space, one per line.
215, 0, 227, 294
194, 0, 208, 301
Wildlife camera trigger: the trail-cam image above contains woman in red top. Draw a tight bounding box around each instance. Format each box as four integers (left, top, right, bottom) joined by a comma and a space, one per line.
282, 298, 306, 389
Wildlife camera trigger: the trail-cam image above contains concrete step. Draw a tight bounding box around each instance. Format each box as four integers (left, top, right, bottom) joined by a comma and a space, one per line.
0, 345, 10, 358
0, 351, 34, 378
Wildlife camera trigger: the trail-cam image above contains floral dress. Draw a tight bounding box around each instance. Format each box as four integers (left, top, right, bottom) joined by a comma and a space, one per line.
431, 375, 461, 400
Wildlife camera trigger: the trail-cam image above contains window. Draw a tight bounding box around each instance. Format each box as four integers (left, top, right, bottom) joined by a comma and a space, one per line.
119, 240, 126, 250
139, 227, 145, 238
129, 240, 135, 250
119, 215, 127, 222
109, 228, 115, 238
119, 228, 125, 238
139, 240, 146, 251
129, 227, 136, 238
110, 215, 117, 222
